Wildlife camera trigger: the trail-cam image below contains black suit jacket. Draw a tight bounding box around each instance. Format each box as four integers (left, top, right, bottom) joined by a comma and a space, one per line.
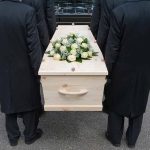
22, 0, 49, 53
90, 0, 102, 39
0, 0, 42, 114
43, 0, 56, 40
97, 0, 130, 56
105, 0, 150, 117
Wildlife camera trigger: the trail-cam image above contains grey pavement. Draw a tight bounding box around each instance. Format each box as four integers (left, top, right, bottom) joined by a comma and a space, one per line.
0, 96, 149, 150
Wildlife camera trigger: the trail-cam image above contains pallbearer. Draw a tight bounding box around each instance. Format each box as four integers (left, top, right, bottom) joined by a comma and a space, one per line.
97, 0, 132, 115
97, 0, 132, 56
105, 0, 150, 148
22, 0, 50, 54
90, 0, 102, 39
42, 0, 56, 40
0, 0, 43, 146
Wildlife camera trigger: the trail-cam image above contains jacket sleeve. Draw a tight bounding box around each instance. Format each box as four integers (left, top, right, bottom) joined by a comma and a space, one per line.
97, 0, 112, 56
90, 0, 101, 39
105, 10, 122, 75
35, 0, 49, 53
46, 0, 56, 39
26, 9, 42, 74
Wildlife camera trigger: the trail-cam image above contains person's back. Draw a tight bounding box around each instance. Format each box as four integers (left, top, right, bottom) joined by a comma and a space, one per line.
0, 1, 42, 113
105, 0, 150, 147
42, 0, 56, 39
112, 1, 150, 70
0, 0, 43, 146
0, 1, 34, 68
99, 0, 129, 113
22, 0, 49, 53
106, 0, 150, 77
90, 0, 102, 39
97, 0, 130, 55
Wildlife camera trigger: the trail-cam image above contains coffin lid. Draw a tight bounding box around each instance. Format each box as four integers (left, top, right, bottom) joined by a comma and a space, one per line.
39, 25, 108, 76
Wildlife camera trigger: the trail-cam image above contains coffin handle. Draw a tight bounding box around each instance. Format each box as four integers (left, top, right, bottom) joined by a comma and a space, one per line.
58, 87, 88, 96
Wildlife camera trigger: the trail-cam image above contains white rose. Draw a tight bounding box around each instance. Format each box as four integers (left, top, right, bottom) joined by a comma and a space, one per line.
49, 50, 55, 56
81, 43, 88, 49
70, 32, 75, 37
55, 43, 61, 49
53, 54, 61, 60
60, 46, 67, 52
71, 43, 78, 50
81, 52, 88, 59
70, 49, 77, 55
56, 39, 61, 44
67, 55, 76, 62
77, 37, 83, 44
62, 38, 69, 45
88, 51, 93, 57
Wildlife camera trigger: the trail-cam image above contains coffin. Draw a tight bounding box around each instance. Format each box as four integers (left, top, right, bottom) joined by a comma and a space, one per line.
39, 25, 108, 111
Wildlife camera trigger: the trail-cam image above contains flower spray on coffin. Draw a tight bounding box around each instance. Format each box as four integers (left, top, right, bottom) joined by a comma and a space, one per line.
47, 33, 99, 63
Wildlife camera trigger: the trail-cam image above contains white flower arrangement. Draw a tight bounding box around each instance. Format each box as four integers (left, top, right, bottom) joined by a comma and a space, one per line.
47, 33, 98, 63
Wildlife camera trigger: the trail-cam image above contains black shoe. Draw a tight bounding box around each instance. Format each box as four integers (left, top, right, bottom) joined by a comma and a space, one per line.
9, 140, 19, 146
126, 139, 136, 149
126, 134, 136, 148
105, 132, 121, 147
25, 129, 43, 145
126, 140, 136, 149
127, 144, 136, 149
9, 134, 20, 147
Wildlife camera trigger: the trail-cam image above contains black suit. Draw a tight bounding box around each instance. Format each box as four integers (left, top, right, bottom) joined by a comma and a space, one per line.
90, 0, 102, 39
0, 0, 42, 142
22, 0, 49, 53
105, 0, 150, 145
43, 0, 56, 40
99, 0, 129, 114
97, 0, 130, 56
0, 0, 42, 114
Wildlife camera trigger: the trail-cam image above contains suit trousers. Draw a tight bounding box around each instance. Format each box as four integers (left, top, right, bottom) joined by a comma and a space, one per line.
5, 110, 40, 142
107, 112, 143, 145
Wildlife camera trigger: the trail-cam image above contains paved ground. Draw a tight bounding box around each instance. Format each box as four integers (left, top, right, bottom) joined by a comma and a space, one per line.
0, 96, 149, 150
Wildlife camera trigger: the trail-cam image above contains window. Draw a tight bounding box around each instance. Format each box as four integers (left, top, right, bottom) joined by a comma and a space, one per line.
54, 0, 94, 15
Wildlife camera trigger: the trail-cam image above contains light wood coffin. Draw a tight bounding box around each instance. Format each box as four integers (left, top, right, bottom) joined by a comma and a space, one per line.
39, 25, 108, 111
